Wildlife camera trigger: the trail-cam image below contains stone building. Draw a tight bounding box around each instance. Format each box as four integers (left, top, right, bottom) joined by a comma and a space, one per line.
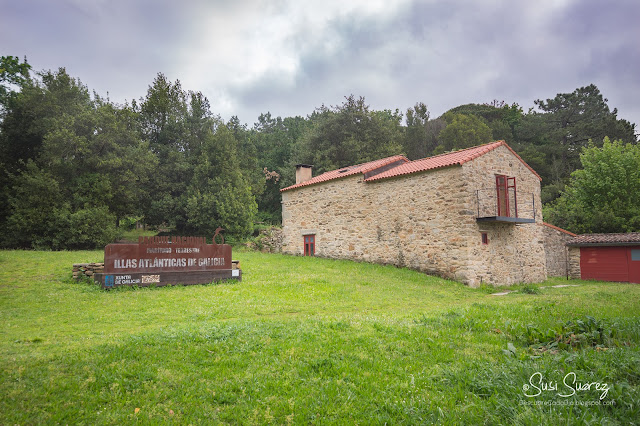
280, 140, 548, 286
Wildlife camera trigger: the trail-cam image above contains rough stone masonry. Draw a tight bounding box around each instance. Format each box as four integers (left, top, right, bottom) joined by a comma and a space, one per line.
281, 142, 548, 286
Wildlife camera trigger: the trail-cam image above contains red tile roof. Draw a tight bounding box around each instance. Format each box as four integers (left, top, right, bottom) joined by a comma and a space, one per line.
281, 155, 408, 192
567, 233, 640, 246
365, 140, 541, 182
281, 140, 541, 192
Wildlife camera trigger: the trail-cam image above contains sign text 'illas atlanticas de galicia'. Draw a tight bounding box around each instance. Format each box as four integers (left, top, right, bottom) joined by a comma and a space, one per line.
105, 236, 229, 273
94, 235, 241, 288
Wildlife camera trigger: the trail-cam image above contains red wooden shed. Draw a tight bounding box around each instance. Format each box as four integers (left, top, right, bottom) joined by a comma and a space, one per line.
567, 233, 640, 283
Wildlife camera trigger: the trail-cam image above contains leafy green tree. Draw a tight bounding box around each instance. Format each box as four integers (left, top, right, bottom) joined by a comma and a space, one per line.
186, 125, 257, 238
0, 56, 31, 109
514, 84, 637, 204
443, 102, 523, 144
137, 74, 192, 229
534, 84, 636, 151
525, 85, 636, 181
544, 138, 640, 233
1, 68, 153, 248
248, 113, 310, 223
4, 160, 118, 249
86, 101, 157, 226
434, 113, 493, 154
0, 68, 95, 239
404, 102, 439, 160
295, 95, 403, 176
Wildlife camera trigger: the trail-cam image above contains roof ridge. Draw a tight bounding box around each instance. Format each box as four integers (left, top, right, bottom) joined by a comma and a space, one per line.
409, 140, 504, 164
332, 154, 408, 172
281, 154, 410, 192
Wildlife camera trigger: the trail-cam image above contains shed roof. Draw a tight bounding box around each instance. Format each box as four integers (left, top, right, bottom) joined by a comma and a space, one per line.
567, 233, 640, 246
281, 140, 540, 192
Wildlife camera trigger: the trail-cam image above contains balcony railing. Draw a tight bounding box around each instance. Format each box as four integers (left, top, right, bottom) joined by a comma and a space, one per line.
475, 188, 536, 223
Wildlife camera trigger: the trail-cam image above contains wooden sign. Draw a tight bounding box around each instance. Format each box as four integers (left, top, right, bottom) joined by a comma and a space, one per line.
93, 235, 241, 288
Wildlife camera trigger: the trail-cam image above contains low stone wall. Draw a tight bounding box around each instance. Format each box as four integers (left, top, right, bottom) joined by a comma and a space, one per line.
73, 263, 104, 279
248, 227, 283, 253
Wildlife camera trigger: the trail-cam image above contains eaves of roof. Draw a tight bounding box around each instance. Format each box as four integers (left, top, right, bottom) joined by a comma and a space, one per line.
567, 233, 640, 246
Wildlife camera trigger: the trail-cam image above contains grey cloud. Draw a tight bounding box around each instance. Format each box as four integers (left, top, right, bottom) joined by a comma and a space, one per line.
1, 0, 638, 125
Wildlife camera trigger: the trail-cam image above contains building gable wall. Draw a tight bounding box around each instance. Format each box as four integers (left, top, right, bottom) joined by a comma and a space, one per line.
462, 144, 546, 285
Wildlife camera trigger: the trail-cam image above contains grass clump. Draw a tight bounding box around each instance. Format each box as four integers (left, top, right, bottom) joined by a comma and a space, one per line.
523, 316, 625, 355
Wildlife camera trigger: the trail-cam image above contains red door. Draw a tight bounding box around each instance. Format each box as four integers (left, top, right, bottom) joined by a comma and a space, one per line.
629, 248, 640, 284
580, 247, 629, 282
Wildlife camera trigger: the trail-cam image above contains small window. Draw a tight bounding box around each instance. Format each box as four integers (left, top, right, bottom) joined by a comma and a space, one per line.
632, 249, 640, 261
481, 232, 488, 245
304, 235, 315, 256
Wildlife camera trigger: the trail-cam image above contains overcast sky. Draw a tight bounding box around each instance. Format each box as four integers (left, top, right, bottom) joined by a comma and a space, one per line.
2, 0, 639, 127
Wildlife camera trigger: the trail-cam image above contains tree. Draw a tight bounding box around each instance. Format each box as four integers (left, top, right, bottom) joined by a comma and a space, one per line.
403, 102, 446, 160
544, 138, 640, 233
534, 84, 636, 150
295, 95, 403, 176
137, 74, 192, 230
85, 101, 157, 226
0, 68, 96, 239
1, 68, 154, 248
513, 84, 637, 205
186, 125, 257, 238
434, 113, 493, 154
4, 160, 118, 249
0, 56, 31, 110
527, 84, 636, 181
249, 113, 310, 223
443, 102, 523, 144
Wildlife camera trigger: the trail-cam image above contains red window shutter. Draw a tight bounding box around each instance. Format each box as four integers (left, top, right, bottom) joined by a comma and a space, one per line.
496, 175, 509, 217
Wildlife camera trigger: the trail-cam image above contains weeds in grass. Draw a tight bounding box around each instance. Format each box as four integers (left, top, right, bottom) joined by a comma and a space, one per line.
523, 316, 622, 355
521, 285, 541, 294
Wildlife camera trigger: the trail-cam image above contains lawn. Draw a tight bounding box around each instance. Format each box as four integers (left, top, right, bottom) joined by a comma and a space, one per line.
1, 250, 639, 424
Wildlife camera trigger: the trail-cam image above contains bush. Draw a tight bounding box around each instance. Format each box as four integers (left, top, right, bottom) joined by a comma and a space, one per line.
64, 207, 120, 249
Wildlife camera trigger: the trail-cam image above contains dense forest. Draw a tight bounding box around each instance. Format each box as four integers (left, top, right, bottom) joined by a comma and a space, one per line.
1, 56, 638, 249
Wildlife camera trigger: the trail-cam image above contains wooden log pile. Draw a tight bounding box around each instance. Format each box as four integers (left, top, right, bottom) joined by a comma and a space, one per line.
73, 263, 104, 280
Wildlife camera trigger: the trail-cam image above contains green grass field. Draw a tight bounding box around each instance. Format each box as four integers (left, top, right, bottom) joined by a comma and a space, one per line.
1, 250, 639, 424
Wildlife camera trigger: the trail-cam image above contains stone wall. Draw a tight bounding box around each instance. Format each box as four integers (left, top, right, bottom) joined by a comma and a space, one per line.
283, 166, 471, 281
73, 263, 104, 279
249, 227, 283, 253
282, 145, 547, 286
568, 246, 581, 279
540, 223, 576, 277
462, 145, 546, 285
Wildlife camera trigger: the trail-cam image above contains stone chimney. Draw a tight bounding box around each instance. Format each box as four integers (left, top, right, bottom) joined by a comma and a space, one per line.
295, 164, 313, 184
